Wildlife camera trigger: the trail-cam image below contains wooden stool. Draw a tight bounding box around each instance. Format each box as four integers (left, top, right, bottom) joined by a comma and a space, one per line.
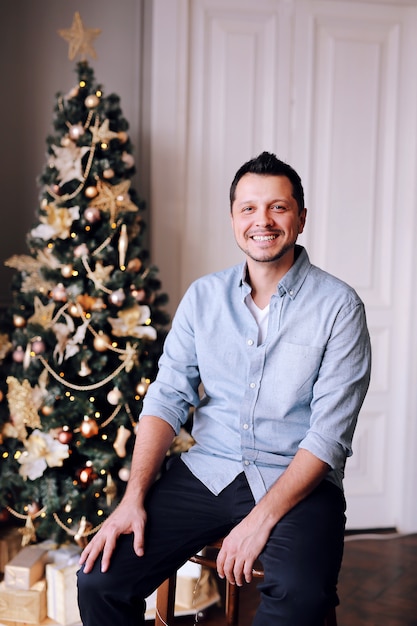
155, 539, 338, 625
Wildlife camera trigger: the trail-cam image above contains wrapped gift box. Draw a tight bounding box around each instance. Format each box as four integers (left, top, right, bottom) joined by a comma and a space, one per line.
0, 526, 22, 574
45, 544, 81, 626
0, 580, 47, 624
46, 561, 81, 625
4, 545, 48, 590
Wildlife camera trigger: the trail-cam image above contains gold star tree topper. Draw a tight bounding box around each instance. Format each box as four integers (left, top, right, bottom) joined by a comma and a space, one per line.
58, 12, 101, 61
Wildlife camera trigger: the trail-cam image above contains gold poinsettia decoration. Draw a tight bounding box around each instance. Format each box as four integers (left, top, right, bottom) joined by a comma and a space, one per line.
0, 333, 12, 361
6, 377, 42, 441
31, 204, 80, 240
108, 305, 157, 340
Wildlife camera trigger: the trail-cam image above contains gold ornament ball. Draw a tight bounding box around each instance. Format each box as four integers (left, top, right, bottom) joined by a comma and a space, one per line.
127, 258, 142, 273
85, 185, 98, 199
0, 390, 3, 402
79, 465, 96, 484
85, 94, 100, 108
103, 168, 115, 179
41, 405, 53, 416
68, 303, 81, 317
80, 416, 99, 438
61, 264, 73, 278
13, 314, 26, 328
136, 380, 149, 396
69, 123, 85, 140
118, 131, 128, 143
93, 333, 110, 352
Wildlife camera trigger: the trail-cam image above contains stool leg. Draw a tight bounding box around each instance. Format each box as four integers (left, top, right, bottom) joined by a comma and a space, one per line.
225, 581, 239, 626
155, 574, 176, 626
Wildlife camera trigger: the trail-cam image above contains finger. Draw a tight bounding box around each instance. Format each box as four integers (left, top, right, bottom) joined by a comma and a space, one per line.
232, 559, 245, 587
81, 540, 103, 574
100, 534, 117, 572
243, 561, 254, 584
216, 548, 226, 579
132, 524, 145, 557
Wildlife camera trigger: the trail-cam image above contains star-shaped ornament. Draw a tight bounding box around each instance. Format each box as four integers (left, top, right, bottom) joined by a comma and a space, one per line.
92, 180, 139, 222
91, 119, 119, 145
58, 12, 101, 61
88, 261, 114, 286
28, 297, 56, 328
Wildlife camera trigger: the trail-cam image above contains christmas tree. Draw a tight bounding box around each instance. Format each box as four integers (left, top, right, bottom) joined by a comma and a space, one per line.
0, 13, 169, 546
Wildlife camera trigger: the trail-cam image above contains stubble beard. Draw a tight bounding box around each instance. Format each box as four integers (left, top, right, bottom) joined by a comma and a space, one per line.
238, 234, 297, 264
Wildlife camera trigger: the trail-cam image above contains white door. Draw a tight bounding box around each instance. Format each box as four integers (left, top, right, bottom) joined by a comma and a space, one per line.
149, 0, 417, 531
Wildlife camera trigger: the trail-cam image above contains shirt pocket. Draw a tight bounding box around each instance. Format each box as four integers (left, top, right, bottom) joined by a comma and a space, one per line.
264, 341, 325, 410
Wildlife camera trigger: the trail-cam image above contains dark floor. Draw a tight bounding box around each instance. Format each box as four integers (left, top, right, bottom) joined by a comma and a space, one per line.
169, 532, 417, 626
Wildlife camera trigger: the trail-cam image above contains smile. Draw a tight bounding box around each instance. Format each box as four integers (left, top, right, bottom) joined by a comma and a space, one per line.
251, 235, 278, 241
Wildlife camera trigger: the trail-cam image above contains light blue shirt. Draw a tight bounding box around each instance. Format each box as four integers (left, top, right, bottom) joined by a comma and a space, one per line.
141, 246, 371, 502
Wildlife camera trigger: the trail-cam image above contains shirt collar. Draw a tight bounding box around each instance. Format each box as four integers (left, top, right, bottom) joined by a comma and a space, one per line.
239, 245, 311, 301
278, 245, 311, 300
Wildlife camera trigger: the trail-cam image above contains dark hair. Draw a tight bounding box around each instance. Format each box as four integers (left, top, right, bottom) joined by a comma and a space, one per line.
229, 152, 305, 214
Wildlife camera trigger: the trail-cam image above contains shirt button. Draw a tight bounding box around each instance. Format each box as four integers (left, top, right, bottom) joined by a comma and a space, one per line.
243, 423, 249, 430
289, 290, 294, 296
244, 460, 250, 466
250, 382, 256, 389
247, 339, 254, 346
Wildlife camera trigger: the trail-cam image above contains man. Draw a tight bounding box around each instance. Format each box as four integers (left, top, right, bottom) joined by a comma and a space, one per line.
77, 152, 371, 625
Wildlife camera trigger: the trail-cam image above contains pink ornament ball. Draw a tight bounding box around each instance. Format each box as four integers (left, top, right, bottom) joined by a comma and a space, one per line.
84, 207, 101, 224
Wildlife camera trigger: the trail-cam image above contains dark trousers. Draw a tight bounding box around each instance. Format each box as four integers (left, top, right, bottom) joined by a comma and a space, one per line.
77, 458, 346, 626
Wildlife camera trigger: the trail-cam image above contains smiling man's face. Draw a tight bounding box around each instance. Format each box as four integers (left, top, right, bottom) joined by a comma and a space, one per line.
231, 173, 306, 268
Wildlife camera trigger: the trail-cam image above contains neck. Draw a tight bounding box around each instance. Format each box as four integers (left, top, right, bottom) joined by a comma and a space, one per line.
246, 252, 295, 309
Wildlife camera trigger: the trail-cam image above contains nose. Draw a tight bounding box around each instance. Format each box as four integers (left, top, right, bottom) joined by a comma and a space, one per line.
255, 207, 273, 227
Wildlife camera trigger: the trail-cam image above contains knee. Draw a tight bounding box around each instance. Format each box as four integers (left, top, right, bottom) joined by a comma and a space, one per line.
77, 563, 114, 602
257, 574, 332, 625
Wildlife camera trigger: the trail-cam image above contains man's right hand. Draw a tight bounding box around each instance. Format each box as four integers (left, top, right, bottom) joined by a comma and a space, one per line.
79, 497, 147, 573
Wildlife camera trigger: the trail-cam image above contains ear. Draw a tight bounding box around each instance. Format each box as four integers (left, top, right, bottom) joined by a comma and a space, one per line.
298, 208, 307, 233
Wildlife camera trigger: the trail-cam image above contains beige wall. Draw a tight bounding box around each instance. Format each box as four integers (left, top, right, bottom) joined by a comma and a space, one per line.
0, 0, 148, 307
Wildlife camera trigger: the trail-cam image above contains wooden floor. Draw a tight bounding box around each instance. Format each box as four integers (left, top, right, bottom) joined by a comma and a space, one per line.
171, 532, 417, 626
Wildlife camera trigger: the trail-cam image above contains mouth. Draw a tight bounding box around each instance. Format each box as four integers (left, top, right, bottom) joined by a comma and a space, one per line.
250, 234, 279, 242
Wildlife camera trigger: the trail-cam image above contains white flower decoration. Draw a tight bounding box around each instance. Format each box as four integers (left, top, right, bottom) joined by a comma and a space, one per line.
18, 429, 70, 480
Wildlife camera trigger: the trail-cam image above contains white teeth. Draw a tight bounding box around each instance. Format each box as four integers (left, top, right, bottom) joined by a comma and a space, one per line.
252, 235, 276, 241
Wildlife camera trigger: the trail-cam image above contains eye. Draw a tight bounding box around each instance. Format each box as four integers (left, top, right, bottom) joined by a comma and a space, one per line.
242, 205, 254, 213
271, 204, 286, 212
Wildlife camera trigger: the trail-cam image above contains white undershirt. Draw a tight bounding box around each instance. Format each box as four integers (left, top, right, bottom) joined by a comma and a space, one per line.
245, 294, 270, 344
